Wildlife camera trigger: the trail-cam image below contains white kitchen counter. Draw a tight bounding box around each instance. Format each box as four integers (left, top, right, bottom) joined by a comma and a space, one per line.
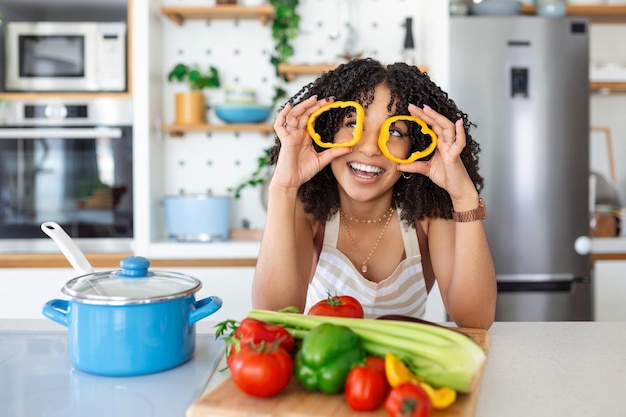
2, 319, 625, 417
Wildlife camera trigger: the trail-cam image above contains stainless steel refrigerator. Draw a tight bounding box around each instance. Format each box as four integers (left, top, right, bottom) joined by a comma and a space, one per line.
449, 16, 592, 321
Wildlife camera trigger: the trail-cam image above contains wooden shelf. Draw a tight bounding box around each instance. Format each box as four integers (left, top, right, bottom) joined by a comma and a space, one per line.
160, 5, 275, 26
277, 63, 338, 81
162, 123, 275, 137
591, 81, 626, 93
521, 5, 626, 22
278, 63, 429, 81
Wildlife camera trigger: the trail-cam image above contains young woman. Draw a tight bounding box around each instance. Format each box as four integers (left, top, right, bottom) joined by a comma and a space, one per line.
252, 58, 496, 329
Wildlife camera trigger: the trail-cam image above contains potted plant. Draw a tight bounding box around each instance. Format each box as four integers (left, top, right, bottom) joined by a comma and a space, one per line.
167, 63, 221, 125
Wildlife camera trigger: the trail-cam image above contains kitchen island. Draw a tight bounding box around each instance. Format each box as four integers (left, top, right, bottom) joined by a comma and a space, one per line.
1, 319, 625, 416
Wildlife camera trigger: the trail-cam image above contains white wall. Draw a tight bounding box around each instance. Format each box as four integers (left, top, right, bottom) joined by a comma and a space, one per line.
155, 0, 449, 238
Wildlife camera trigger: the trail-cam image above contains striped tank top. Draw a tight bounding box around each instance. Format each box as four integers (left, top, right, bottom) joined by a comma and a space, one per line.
304, 208, 427, 319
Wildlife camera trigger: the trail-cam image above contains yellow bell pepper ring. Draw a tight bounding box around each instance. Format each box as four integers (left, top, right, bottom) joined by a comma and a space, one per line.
378, 115, 438, 164
306, 101, 364, 148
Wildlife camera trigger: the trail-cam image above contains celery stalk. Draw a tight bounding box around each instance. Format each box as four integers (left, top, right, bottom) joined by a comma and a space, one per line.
247, 309, 486, 393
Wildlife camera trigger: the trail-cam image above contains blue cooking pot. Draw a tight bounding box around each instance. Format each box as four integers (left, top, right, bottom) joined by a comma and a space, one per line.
42, 256, 222, 376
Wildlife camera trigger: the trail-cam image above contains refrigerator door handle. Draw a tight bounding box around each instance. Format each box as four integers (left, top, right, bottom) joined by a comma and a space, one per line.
497, 276, 588, 293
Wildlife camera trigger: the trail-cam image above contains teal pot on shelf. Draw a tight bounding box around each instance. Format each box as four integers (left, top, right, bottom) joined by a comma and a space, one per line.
164, 195, 232, 242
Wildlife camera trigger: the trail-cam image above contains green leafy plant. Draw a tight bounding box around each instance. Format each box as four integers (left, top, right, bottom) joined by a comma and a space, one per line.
230, 1, 301, 200
167, 63, 220, 90
229, 146, 273, 199
269, 0, 300, 105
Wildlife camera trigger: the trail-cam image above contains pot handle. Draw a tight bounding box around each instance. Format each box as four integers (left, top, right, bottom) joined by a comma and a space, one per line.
189, 296, 223, 325
42, 299, 70, 327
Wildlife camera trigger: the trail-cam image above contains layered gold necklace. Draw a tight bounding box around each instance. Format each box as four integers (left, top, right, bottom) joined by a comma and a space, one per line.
340, 207, 394, 273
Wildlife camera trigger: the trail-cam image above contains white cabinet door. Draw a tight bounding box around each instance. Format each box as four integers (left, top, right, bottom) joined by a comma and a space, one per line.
594, 260, 626, 321
0, 267, 255, 322
0, 268, 75, 320
1, 266, 446, 322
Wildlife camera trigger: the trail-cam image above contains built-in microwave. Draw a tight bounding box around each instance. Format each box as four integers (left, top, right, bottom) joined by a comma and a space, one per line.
4, 21, 127, 92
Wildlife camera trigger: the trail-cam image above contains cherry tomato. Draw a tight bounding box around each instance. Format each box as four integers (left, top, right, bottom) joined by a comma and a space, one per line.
228, 344, 293, 398
308, 294, 364, 318
384, 383, 432, 417
344, 365, 388, 411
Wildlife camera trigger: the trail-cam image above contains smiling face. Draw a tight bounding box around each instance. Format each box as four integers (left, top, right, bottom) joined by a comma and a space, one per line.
330, 84, 409, 203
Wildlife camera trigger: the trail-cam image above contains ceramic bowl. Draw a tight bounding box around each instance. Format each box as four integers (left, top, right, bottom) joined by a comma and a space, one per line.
470, 0, 523, 16
536, 1, 566, 17
214, 103, 272, 124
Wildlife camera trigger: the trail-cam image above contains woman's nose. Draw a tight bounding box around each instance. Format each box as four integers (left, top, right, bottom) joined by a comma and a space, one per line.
355, 127, 382, 157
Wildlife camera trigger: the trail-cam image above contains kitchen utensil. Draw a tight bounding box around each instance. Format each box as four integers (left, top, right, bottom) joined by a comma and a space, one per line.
163, 195, 231, 242
470, 0, 523, 15
41, 223, 223, 376
41, 222, 94, 275
214, 103, 272, 124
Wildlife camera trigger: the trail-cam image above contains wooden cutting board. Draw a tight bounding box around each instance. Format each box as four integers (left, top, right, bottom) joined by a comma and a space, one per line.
187, 327, 489, 417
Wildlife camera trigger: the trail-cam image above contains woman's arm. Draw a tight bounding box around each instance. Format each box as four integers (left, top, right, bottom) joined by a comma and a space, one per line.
427, 205, 497, 330
400, 105, 496, 329
252, 97, 350, 311
252, 182, 315, 311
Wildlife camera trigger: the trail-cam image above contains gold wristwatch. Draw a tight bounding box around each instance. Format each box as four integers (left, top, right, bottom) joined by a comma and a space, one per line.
452, 198, 487, 222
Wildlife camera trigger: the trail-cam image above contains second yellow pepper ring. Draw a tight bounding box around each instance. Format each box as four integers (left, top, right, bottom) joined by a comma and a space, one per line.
378, 115, 438, 164
307, 101, 365, 148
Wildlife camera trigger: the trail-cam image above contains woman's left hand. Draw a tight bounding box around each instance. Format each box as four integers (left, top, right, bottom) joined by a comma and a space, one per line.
398, 104, 476, 201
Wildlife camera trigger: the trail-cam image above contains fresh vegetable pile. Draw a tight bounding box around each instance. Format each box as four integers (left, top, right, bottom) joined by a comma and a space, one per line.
216, 298, 486, 416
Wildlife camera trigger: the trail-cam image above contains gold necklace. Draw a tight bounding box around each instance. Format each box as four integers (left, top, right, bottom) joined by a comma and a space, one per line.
340, 208, 394, 274
340, 206, 394, 224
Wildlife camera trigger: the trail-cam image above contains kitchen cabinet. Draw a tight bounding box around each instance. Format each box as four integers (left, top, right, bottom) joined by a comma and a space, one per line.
594, 259, 626, 321
0, 266, 256, 322
0, 265, 447, 322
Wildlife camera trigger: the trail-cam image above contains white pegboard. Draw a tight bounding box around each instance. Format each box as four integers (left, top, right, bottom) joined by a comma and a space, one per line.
158, 0, 441, 232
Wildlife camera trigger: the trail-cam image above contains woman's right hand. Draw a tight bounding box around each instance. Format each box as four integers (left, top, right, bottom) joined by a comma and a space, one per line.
272, 96, 352, 190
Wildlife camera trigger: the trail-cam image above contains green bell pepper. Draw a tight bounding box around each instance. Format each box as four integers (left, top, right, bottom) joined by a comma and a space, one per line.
295, 323, 366, 394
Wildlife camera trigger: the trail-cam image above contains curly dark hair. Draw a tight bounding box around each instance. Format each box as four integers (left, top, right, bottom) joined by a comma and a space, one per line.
269, 58, 483, 227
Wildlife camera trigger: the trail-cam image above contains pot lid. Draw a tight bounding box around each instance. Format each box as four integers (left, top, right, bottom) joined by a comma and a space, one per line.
61, 256, 202, 305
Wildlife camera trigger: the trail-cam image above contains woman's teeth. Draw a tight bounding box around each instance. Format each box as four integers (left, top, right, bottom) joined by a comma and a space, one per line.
349, 162, 384, 178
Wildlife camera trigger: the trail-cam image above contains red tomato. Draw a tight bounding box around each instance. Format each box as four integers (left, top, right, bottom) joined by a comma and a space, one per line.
219, 318, 295, 366
384, 383, 432, 417
234, 318, 295, 352
345, 365, 388, 411
365, 356, 390, 392
308, 294, 364, 318
228, 344, 293, 398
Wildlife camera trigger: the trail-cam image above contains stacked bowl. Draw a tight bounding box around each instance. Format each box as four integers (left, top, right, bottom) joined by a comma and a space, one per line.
215, 87, 273, 124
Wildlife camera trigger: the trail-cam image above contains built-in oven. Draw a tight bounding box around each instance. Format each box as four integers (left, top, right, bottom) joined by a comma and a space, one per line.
0, 98, 133, 247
